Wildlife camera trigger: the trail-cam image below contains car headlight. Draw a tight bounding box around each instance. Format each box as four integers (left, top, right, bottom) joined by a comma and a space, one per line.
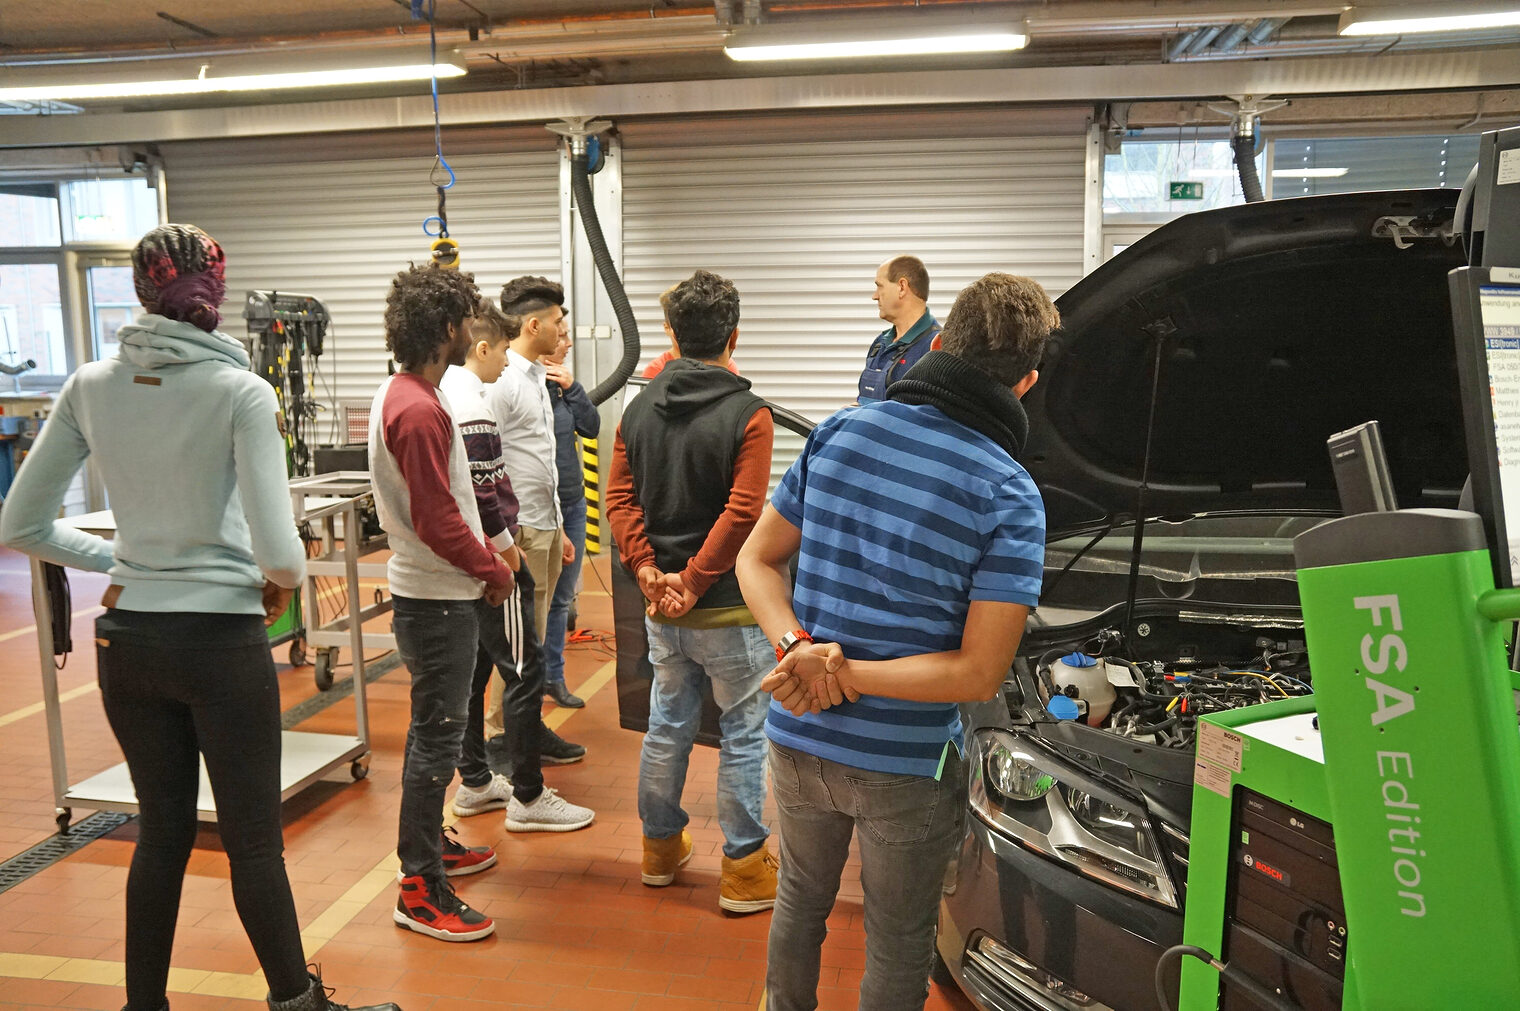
969, 729, 1178, 908
986, 737, 1055, 802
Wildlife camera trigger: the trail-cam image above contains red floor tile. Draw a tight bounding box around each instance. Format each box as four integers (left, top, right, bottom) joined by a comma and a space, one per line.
0, 548, 976, 1010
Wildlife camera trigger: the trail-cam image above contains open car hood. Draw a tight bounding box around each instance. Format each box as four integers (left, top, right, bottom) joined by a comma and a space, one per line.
1026, 189, 1469, 533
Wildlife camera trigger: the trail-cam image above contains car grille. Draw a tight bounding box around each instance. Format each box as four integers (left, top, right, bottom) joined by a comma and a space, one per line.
965, 934, 1116, 1011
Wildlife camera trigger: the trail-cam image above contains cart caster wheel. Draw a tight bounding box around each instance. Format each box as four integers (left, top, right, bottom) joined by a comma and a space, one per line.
288, 637, 308, 668
314, 650, 335, 691
351, 756, 370, 781
55, 807, 72, 834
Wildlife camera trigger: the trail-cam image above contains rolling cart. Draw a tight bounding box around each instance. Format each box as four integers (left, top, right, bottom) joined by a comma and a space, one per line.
288, 472, 395, 691
30, 510, 373, 834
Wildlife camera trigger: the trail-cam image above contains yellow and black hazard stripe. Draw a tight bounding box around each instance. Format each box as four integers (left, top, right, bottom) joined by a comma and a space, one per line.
581, 436, 602, 554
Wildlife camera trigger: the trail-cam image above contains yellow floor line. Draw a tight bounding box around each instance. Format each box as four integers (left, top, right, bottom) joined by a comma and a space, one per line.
544, 658, 617, 732
0, 682, 99, 729
0, 604, 105, 645
0, 578, 382, 730
0, 658, 617, 998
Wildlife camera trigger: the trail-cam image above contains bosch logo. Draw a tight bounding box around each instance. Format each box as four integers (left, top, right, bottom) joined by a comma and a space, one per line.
1250, 857, 1286, 883
1242, 851, 1291, 885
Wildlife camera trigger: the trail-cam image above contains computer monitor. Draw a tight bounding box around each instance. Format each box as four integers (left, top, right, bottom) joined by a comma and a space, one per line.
1451, 267, 1520, 588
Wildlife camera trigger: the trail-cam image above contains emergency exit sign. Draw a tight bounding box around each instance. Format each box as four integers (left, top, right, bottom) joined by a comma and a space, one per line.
1169, 181, 1205, 200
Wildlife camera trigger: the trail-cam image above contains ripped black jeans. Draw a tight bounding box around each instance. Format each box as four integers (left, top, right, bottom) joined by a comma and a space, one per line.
392, 593, 479, 882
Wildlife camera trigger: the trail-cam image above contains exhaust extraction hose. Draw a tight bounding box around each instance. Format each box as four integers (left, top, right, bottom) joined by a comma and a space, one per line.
1232, 133, 1265, 203
572, 149, 641, 405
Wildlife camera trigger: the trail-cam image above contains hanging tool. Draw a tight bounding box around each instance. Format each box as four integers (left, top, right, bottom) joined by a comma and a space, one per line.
416, 0, 460, 268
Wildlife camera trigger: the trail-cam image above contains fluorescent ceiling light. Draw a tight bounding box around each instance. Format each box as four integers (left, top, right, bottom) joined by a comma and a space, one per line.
1339, 4, 1520, 35
720, 21, 1027, 61
0, 61, 465, 103
1272, 167, 1350, 178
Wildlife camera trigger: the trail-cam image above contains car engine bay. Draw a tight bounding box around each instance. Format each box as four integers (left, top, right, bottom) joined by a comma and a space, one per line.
1027, 616, 1314, 752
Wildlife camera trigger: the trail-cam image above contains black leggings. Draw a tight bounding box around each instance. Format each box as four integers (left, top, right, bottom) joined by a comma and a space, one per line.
95, 610, 309, 1008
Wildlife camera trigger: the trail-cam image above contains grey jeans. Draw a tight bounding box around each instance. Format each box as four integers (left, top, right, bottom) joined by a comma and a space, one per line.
765, 741, 966, 1011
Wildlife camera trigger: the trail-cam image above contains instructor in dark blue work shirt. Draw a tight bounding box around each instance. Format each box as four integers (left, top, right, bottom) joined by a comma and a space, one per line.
856, 255, 939, 404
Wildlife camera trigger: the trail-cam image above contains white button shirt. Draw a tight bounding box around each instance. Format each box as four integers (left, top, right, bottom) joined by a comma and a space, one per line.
488, 349, 562, 531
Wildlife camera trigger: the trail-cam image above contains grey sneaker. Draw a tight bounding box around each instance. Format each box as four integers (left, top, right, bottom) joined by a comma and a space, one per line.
451, 773, 512, 818
506, 786, 595, 833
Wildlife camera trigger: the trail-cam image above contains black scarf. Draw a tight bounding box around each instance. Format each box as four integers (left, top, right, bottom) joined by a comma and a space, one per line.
885, 350, 1030, 459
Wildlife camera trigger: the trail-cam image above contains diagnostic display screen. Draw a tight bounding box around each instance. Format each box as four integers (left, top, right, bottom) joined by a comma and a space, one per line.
1479, 284, 1520, 585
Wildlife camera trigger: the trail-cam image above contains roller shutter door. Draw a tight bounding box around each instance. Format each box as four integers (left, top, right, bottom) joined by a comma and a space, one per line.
162, 129, 561, 428
620, 114, 1089, 425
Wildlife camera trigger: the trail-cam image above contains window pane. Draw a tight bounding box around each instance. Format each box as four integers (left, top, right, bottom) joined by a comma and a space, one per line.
0, 186, 63, 247
87, 266, 138, 360
1271, 134, 1483, 197
62, 177, 160, 243
0, 263, 69, 380
1104, 139, 1262, 216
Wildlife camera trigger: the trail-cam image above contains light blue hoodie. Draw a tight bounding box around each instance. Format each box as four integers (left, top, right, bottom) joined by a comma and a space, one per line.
0, 315, 304, 615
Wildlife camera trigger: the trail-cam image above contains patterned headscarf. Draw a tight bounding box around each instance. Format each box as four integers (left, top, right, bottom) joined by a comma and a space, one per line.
131, 224, 228, 332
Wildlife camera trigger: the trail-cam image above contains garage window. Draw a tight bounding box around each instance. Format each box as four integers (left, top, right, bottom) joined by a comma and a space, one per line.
1103, 138, 1262, 215
1270, 134, 1482, 197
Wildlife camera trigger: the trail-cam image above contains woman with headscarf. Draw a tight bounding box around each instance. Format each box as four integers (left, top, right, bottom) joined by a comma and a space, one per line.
0, 224, 397, 1011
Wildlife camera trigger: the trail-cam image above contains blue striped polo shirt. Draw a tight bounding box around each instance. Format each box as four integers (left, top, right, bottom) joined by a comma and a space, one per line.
765, 399, 1045, 777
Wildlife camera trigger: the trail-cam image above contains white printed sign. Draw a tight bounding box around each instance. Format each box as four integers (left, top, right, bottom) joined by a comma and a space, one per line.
1498, 148, 1520, 186
1198, 720, 1245, 773
1194, 759, 1232, 799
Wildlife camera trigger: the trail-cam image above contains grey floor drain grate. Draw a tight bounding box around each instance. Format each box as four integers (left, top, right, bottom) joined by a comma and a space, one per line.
0, 811, 133, 894
280, 651, 400, 729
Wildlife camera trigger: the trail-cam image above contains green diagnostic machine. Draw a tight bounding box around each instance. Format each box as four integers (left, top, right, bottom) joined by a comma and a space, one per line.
1173, 126, 1520, 1009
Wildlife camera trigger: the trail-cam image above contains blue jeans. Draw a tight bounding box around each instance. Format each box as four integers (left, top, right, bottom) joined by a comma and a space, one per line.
638, 619, 771, 859
543, 496, 586, 686
764, 742, 967, 1011
392, 594, 478, 881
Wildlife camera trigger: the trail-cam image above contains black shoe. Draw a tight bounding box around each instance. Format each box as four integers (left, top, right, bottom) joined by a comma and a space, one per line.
484, 734, 513, 778
544, 680, 585, 708
268, 966, 402, 1010
540, 726, 587, 764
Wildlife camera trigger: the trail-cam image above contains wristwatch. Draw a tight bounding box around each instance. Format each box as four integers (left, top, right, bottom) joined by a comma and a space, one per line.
775, 629, 814, 662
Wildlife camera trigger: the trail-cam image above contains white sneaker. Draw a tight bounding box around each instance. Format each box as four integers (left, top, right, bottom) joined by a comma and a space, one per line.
506, 786, 595, 833
451, 773, 512, 818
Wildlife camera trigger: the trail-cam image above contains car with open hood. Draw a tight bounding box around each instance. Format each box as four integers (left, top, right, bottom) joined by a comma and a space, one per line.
606, 188, 1467, 1010
935, 188, 1468, 1011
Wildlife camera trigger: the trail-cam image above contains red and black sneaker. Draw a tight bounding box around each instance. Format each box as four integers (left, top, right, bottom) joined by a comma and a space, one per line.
393, 874, 495, 942
441, 825, 497, 877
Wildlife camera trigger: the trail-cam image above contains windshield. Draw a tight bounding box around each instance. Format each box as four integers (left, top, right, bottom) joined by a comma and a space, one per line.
1041, 512, 1335, 611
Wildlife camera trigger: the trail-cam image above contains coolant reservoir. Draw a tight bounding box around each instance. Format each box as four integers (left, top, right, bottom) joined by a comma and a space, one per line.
1053, 653, 1117, 727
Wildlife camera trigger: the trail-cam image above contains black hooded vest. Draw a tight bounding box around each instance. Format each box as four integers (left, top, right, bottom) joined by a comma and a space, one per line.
620, 358, 766, 610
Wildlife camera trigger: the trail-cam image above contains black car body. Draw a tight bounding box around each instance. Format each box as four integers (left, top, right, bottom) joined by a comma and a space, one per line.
936, 189, 1469, 1011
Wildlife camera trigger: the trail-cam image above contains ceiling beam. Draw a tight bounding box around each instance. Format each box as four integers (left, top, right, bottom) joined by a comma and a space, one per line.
2, 46, 1518, 149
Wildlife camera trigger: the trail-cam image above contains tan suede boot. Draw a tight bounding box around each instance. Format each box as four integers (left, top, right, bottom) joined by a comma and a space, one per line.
641, 830, 694, 886
719, 846, 779, 914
